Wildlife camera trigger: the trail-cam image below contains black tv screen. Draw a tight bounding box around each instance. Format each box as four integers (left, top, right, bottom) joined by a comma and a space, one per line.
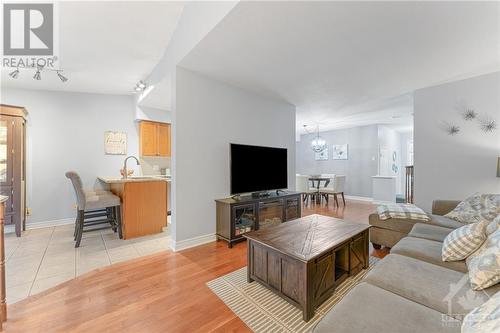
230, 143, 288, 195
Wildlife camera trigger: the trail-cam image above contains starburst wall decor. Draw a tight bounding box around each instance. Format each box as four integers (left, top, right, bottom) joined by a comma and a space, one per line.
442, 104, 497, 136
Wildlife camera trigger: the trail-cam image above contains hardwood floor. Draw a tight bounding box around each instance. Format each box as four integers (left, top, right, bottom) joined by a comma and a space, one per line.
4, 199, 387, 333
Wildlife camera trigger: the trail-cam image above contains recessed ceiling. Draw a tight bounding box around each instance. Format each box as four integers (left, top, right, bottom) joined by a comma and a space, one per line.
180, 1, 500, 132
1, 1, 184, 95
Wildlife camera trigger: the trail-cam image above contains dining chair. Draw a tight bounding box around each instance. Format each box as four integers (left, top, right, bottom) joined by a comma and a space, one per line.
295, 175, 317, 204
319, 175, 346, 207
65, 171, 123, 247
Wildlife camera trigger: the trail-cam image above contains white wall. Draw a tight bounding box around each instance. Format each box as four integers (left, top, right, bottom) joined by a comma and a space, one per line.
1, 88, 139, 224
399, 131, 413, 196
296, 125, 379, 198
377, 125, 402, 194
414, 72, 500, 211
174, 68, 296, 247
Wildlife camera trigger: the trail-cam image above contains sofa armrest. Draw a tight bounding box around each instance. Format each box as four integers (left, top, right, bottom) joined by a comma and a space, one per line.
432, 200, 461, 216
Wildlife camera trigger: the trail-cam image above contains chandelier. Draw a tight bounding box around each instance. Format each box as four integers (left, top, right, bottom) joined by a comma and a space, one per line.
304, 125, 327, 152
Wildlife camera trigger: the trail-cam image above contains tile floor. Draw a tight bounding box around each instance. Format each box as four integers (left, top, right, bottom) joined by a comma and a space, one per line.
5, 223, 171, 304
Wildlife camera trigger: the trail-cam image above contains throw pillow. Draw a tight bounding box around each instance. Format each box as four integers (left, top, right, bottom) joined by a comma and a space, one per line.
462, 290, 500, 333
486, 214, 500, 236
441, 221, 488, 262
466, 228, 500, 291
445, 193, 500, 224
377, 203, 430, 221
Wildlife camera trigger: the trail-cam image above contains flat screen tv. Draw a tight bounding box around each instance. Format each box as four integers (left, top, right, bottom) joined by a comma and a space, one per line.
230, 143, 288, 195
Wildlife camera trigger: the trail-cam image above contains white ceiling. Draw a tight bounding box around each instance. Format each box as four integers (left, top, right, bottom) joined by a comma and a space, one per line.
1, 1, 184, 95
180, 1, 500, 133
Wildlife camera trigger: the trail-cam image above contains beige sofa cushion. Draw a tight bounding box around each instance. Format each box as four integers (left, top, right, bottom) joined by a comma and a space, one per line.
391, 237, 467, 273
364, 254, 499, 319
429, 215, 465, 229
313, 282, 461, 333
409, 223, 453, 243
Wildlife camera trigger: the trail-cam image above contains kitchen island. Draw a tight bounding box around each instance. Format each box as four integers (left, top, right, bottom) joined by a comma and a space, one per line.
98, 176, 169, 239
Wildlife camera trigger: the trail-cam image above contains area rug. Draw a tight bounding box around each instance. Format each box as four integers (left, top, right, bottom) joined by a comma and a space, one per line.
207, 256, 380, 333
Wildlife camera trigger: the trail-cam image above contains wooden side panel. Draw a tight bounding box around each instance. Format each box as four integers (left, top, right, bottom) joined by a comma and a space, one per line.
267, 251, 281, 291
140, 121, 158, 156
215, 202, 231, 240
313, 252, 335, 304
118, 181, 167, 239
157, 123, 171, 157
252, 244, 267, 282
281, 258, 300, 302
350, 230, 368, 275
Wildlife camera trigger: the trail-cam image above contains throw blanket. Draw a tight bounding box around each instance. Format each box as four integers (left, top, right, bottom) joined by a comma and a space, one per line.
377, 203, 430, 221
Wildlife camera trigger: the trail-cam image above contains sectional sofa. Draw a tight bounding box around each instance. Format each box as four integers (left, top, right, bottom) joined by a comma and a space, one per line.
313, 200, 499, 333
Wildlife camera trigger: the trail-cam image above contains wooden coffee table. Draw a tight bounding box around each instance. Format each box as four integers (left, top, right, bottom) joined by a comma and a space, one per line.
244, 214, 370, 321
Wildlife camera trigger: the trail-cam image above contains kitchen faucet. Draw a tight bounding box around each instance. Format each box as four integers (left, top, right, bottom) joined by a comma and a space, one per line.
122, 156, 140, 179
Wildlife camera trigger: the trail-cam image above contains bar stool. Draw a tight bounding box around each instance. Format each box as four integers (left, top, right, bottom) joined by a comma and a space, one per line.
65, 171, 122, 247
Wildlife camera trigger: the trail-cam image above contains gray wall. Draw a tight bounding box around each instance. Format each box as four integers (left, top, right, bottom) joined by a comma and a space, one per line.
414, 72, 500, 211
173, 68, 296, 245
1, 88, 139, 224
296, 125, 379, 197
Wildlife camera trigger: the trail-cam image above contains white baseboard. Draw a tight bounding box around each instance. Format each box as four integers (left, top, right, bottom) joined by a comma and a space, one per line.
344, 195, 373, 202
5, 218, 75, 234
171, 233, 216, 252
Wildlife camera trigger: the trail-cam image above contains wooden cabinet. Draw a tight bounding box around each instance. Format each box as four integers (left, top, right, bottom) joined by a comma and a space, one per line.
139, 121, 171, 157
215, 192, 302, 248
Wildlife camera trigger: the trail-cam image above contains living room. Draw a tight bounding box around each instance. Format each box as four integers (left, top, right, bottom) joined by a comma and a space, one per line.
0, 1, 499, 332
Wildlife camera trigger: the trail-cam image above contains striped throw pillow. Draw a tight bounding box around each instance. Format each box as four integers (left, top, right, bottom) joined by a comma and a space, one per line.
442, 221, 488, 262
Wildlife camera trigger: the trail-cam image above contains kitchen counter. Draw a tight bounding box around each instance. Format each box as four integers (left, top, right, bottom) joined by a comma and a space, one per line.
98, 176, 168, 239
98, 175, 170, 184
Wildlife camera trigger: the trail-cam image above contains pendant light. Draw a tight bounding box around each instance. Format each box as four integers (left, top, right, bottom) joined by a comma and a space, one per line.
303, 125, 327, 153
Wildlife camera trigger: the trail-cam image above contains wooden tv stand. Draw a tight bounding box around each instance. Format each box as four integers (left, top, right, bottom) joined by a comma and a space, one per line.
215, 191, 302, 248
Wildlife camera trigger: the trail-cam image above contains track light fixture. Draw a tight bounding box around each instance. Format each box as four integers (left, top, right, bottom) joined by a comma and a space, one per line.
134, 80, 147, 92
9, 67, 19, 79
6, 64, 69, 82
57, 71, 68, 82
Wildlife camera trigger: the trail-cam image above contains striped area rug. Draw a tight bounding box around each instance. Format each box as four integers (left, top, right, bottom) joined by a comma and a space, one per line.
207, 256, 380, 333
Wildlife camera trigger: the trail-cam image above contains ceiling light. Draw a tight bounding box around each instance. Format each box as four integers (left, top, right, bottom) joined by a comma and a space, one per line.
57, 71, 68, 82
304, 125, 327, 153
9, 68, 19, 79
33, 69, 41, 80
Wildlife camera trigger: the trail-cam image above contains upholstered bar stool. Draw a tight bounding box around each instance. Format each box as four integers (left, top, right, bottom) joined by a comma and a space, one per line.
65, 171, 122, 247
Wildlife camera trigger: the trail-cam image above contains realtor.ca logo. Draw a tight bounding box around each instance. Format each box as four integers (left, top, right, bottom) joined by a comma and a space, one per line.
2, 2, 59, 69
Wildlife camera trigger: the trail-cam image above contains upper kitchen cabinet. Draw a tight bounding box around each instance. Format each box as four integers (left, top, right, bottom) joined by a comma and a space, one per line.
139, 121, 171, 157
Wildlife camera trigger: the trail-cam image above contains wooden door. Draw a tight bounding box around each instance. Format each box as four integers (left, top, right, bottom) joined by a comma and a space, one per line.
140, 121, 158, 156
0, 118, 13, 226
157, 123, 171, 157
0, 106, 25, 237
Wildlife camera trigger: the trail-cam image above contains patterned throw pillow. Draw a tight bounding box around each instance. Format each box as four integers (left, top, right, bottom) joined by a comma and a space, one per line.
376, 203, 430, 221
486, 214, 500, 236
466, 228, 500, 291
441, 221, 488, 262
445, 193, 500, 224
462, 291, 500, 333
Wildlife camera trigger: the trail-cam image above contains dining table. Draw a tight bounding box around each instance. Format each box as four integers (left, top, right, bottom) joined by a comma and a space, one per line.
308, 177, 331, 203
